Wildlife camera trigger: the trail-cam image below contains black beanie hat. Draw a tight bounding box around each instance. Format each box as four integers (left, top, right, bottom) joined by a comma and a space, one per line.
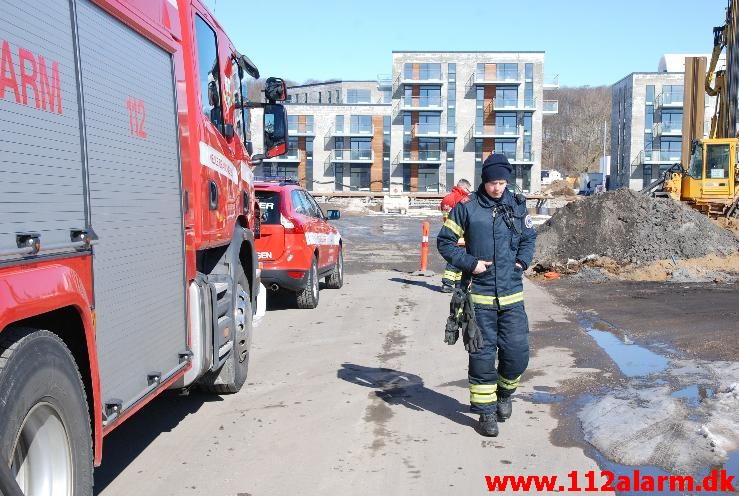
481, 153, 512, 183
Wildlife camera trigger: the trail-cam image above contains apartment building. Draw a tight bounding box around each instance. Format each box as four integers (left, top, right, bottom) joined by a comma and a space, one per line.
610, 54, 721, 190
252, 51, 557, 193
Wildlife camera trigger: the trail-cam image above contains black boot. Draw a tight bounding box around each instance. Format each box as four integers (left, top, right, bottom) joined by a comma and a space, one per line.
478, 413, 499, 437
497, 395, 512, 421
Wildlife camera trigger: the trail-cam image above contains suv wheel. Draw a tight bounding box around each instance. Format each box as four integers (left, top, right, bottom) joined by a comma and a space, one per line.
325, 247, 344, 289
296, 259, 319, 309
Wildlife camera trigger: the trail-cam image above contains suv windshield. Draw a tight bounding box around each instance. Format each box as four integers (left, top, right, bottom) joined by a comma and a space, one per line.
256, 191, 280, 224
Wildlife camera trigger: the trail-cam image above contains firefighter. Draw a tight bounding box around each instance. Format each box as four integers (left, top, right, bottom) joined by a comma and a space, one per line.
437, 154, 536, 437
439, 179, 471, 292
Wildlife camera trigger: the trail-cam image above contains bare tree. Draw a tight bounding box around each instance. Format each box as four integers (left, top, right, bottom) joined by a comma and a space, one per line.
542, 86, 611, 177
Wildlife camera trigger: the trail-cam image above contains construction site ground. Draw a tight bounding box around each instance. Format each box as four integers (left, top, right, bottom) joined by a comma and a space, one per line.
94, 210, 739, 495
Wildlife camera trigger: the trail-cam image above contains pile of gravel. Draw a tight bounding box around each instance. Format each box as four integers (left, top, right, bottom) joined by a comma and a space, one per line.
534, 189, 739, 266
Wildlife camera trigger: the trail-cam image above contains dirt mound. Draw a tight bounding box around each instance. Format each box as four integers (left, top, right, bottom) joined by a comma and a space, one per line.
534, 189, 739, 266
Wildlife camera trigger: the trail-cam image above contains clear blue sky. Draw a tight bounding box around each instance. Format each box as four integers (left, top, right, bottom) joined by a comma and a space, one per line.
203, 0, 727, 87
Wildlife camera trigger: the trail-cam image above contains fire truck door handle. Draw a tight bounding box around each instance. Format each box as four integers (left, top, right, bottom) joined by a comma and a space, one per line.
208, 180, 219, 210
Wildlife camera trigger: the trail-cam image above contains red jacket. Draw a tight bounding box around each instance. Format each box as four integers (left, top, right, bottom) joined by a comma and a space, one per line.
440, 186, 470, 216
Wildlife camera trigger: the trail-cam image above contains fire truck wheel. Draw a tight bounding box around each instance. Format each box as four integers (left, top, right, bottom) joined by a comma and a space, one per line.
199, 265, 252, 394
324, 247, 344, 289
0, 327, 93, 496
296, 259, 319, 309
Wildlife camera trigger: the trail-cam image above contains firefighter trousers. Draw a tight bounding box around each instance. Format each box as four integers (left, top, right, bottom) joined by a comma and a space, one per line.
468, 304, 529, 414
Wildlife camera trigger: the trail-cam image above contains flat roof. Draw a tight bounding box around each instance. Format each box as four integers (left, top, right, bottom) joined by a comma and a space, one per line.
287, 80, 377, 89
612, 71, 683, 86
392, 50, 545, 54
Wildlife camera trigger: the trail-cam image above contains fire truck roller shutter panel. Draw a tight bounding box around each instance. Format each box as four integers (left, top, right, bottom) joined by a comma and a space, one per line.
0, 0, 86, 261
75, 0, 187, 417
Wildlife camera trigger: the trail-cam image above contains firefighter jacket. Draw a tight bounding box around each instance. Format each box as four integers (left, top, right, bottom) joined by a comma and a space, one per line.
437, 187, 536, 308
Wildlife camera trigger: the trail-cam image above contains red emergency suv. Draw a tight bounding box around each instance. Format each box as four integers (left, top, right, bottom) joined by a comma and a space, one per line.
255, 180, 344, 308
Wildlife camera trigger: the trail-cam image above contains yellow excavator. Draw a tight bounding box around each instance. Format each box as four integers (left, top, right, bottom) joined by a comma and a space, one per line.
654, 0, 739, 217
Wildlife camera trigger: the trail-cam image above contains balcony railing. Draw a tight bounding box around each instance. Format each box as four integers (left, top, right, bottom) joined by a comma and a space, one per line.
656, 91, 684, 108
543, 100, 559, 114
409, 124, 442, 137
653, 121, 682, 136
401, 95, 443, 109
493, 98, 520, 110
475, 70, 520, 83
473, 124, 520, 137
331, 149, 373, 162
287, 124, 314, 135
642, 150, 681, 163
402, 149, 442, 162
377, 74, 392, 88
403, 68, 443, 81
544, 75, 559, 88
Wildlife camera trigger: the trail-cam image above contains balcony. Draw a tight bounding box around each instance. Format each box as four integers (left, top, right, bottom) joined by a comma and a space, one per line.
400, 149, 443, 163
407, 123, 457, 138
330, 149, 374, 163
656, 91, 683, 108
513, 151, 535, 164
642, 150, 681, 164
400, 68, 444, 85
288, 125, 314, 136
400, 95, 444, 111
543, 100, 559, 115
377, 74, 392, 89
335, 126, 374, 137
468, 124, 520, 139
493, 98, 535, 111
472, 70, 522, 85
653, 121, 682, 137
544, 75, 559, 89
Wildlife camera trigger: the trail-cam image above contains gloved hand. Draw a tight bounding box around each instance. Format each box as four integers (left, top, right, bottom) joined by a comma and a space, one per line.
444, 316, 459, 345
462, 296, 484, 353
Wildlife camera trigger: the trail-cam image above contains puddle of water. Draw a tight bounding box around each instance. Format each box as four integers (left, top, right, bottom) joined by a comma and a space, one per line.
585, 329, 669, 377
527, 392, 566, 404
671, 384, 715, 407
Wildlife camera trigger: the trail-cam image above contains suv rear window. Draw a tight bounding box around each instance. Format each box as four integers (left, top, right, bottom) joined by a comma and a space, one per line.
256, 191, 280, 224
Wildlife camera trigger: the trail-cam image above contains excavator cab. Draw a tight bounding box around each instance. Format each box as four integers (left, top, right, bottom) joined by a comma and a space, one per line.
682, 138, 737, 207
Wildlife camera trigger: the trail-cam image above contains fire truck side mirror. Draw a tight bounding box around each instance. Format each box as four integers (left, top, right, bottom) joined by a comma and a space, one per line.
263, 103, 287, 158
264, 77, 287, 102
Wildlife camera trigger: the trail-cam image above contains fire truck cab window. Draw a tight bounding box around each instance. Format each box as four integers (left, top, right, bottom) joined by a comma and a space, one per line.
195, 15, 223, 133
231, 58, 250, 145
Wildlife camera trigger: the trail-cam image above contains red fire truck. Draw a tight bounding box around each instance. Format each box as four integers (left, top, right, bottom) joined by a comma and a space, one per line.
0, 0, 287, 493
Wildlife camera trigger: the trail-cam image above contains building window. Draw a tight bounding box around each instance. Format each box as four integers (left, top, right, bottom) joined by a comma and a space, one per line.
350, 165, 370, 191
645, 104, 654, 130
336, 90, 341, 103
194, 15, 223, 133
347, 89, 371, 104
404, 63, 441, 80
287, 114, 298, 133
646, 85, 655, 104
446, 140, 455, 191
447, 64, 456, 133
336, 115, 344, 133
497, 63, 519, 81
286, 137, 299, 159
495, 140, 516, 160
497, 87, 518, 108
306, 115, 314, 134
525, 63, 533, 81
476, 86, 485, 130
662, 110, 682, 133
306, 138, 313, 191
418, 112, 440, 135
318, 92, 322, 104
328, 91, 332, 104
474, 139, 483, 188
381, 88, 391, 103
524, 81, 534, 108
418, 138, 440, 161
350, 138, 372, 160
350, 115, 372, 134
496, 113, 517, 134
